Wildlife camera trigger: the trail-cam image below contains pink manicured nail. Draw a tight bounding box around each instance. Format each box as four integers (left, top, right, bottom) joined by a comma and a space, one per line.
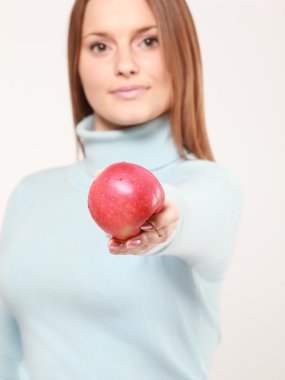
126, 239, 141, 248
140, 223, 153, 231
110, 241, 123, 249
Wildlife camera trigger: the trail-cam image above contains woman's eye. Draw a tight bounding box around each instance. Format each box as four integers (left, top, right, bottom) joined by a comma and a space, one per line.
89, 36, 159, 54
143, 36, 159, 47
90, 43, 107, 53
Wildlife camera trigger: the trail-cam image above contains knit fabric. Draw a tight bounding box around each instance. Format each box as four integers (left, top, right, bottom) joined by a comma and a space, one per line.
0, 113, 244, 380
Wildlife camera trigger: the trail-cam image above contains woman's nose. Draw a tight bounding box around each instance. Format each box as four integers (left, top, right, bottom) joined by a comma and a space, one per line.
114, 47, 139, 76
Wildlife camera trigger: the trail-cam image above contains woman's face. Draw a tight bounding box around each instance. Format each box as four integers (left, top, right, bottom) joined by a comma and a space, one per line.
79, 0, 173, 131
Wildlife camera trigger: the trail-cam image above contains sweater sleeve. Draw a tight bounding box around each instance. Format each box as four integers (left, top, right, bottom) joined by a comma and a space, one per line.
0, 182, 25, 380
144, 164, 245, 281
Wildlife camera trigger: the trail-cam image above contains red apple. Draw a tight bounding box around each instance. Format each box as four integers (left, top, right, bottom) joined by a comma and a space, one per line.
88, 162, 165, 240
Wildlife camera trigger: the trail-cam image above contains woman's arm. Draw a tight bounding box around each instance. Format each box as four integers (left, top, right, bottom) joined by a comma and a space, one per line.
108, 164, 244, 281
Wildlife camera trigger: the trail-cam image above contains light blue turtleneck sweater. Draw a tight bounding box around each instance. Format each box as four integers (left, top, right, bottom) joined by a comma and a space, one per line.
0, 113, 244, 380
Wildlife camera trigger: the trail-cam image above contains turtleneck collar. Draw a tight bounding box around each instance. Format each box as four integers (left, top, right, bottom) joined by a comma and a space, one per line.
75, 112, 180, 173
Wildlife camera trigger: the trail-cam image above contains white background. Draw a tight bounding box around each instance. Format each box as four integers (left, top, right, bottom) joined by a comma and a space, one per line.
0, 1, 284, 379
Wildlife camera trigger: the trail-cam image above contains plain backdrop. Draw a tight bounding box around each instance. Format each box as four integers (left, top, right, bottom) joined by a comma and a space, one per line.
0, 1, 284, 379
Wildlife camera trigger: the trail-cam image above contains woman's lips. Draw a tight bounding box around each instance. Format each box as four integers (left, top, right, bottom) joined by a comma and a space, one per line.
112, 87, 149, 100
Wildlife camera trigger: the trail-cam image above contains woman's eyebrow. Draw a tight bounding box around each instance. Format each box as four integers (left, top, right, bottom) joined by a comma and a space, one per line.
82, 25, 157, 39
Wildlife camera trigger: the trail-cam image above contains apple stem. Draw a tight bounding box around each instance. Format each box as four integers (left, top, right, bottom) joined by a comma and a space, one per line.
146, 219, 162, 238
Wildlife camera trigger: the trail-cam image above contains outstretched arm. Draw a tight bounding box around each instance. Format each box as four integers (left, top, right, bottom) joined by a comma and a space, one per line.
108, 164, 244, 281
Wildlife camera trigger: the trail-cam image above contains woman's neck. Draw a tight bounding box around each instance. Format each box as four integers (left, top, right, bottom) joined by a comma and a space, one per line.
76, 112, 181, 173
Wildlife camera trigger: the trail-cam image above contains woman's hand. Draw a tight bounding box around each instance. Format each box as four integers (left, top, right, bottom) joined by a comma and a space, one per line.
108, 199, 180, 255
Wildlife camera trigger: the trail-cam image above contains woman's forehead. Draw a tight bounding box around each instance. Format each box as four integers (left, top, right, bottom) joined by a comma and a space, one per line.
82, 0, 156, 34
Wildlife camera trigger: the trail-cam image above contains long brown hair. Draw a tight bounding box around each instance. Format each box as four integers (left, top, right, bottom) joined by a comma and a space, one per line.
67, 0, 215, 161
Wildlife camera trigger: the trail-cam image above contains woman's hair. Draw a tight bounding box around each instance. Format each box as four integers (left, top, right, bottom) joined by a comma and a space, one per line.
68, 0, 215, 161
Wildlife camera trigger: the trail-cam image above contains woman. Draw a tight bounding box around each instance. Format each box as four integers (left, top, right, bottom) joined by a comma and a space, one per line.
0, 0, 244, 379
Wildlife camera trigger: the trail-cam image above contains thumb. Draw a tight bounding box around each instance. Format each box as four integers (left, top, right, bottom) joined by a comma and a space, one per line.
93, 168, 104, 179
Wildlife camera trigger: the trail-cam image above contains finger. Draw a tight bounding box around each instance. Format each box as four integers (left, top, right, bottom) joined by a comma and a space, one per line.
141, 220, 178, 246
108, 237, 145, 254
127, 219, 178, 249
109, 235, 151, 255
108, 238, 124, 251
92, 168, 104, 179
141, 199, 180, 232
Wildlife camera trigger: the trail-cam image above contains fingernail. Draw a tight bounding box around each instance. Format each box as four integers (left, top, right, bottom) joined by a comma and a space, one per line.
126, 239, 141, 248
110, 241, 123, 249
140, 223, 154, 231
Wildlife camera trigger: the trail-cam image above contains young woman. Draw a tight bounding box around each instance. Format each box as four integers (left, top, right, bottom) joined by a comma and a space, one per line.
0, 0, 244, 379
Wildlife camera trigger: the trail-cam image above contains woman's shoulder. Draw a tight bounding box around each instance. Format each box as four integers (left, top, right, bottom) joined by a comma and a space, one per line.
176, 153, 239, 178
20, 164, 71, 185
173, 155, 244, 200
1, 165, 72, 241
9, 164, 74, 206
